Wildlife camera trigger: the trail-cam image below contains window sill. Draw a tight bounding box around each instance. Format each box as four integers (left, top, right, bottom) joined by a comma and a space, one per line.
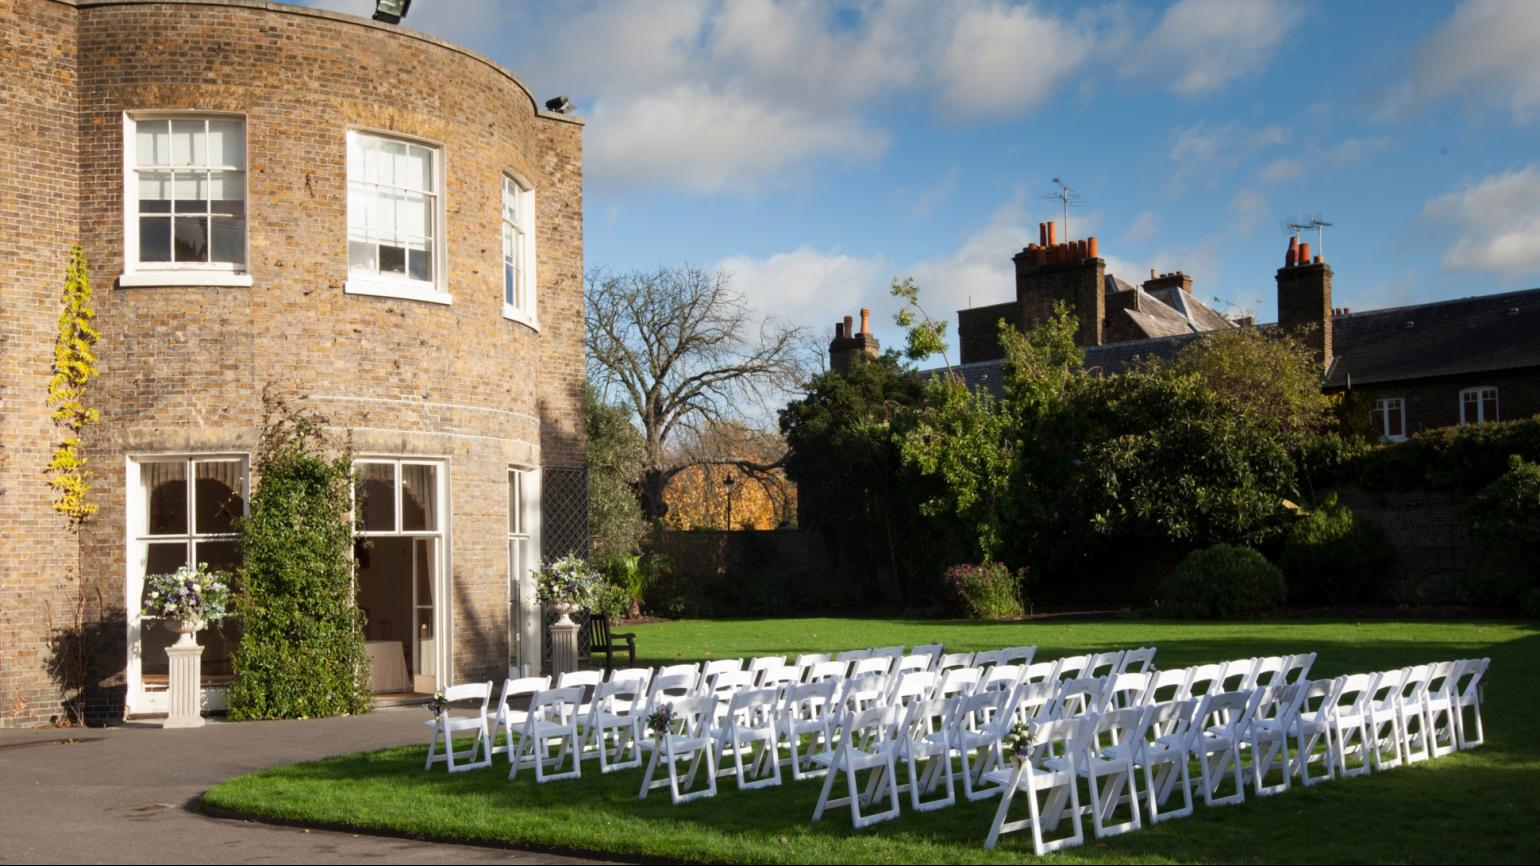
503, 305, 540, 331
345, 278, 452, 306
119, 271, 253, 288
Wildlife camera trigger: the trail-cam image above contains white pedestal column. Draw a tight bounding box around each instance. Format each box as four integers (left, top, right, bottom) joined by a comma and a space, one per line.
550, 619, 581, 678
163, 643, 205, 729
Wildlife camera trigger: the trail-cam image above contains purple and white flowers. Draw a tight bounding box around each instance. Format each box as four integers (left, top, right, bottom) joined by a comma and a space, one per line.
141, 562, 232, 624
1003, 722, 1037, 765
534, 554, 603, 611
645, 703, 675, 740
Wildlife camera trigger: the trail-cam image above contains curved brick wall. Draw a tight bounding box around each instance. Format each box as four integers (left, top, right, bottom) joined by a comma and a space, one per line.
1, 0, 584, 724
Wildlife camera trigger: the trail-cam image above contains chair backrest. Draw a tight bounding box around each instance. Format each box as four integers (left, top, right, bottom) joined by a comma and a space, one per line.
980, 664, 1023, 693
1143, 667, 1191, 704
1253, 682, 1306, 728
1296, 677, 1340, 725
999, 645, 1035, 666
1218, 658, 1257, 692
658, 662, 701, 679
835, 648, 872, 663
806, 660, 849, 683
891, 670, 939, 707
937, 667, 982, 700
1456, 657, 1491, 701
936, 651, 974, 674
747, 656, 787, 679
1195, 689, 1255, 736
708, 669, 757, 698
1143, 697, 1198, 745
953, 688, 1009, 735
784, 679, 837, 722
593, 677, 647, 717
529, 685, 584, 725
1011, 680, 1055, 724
608, 667, 654, 693
1022, 658, 1061, 685
1368, 669, 1405, 712
1117, 646, 1157, 674
900, 697, 953, 743
702, 657, 745, 681
648, 670, 700, 705
443, 681, 493, 714
1250, 656, 1286, 689
1333, 673, 1375, 717
1088, 650, 1124, 679
724, 687, 781, 730
663, 695, 716, 741
1282, 652, 1316, 684
1026, 716, 1085, 769
793, 652, 831, 671
497, 675, 550, 712
852, 655, 894, 678
1104, 672, 1152, 710
1087, 705, 1148, 755
1053, 676, 1107, 718
908, 643, 945, 665
871, 645, 905, 660
1055, 654, 1091, 681
971, 649, 1004, 669
588, 614, 616, 648
756, 664, 801, 694
1182, 663, 1223, 699
838, 674, 891, 720
895, 654, 933, 676
1396, 664, 1432, 706
557, 669, 603, 690
841, 705, 898, 755
1426, 660, 1460, 701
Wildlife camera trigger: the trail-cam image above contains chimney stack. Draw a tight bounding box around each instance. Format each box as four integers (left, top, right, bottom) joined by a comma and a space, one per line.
829, 309, 881, 375
1276, 237, 1333, 371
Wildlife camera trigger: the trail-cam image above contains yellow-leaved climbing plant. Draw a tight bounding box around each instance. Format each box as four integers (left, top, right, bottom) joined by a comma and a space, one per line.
47, 246, 100, 526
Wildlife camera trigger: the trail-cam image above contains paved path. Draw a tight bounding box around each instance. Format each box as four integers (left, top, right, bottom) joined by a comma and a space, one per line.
0, 708, 612, 864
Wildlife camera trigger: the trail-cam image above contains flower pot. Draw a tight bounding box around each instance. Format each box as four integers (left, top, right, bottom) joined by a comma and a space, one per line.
551, 602, 577, 627
164, 617, 206, 648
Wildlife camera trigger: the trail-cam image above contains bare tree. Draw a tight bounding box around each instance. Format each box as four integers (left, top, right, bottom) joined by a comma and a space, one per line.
585, 265, 807, 519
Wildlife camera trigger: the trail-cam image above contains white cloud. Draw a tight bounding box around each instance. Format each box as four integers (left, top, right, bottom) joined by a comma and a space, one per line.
586, 85, 889, 195
1124, 210, 1163, 244
1227, 188, 1271, 236
1423, 165, 1540, 275
1378, 0, 1540, 124
1131, 0, 1302, 95
1256, 137, 1392, 185
715, 246, 890, 339
933, 1, 1094, 118
1169, 121, 1289, 186
907, 165, 960, 219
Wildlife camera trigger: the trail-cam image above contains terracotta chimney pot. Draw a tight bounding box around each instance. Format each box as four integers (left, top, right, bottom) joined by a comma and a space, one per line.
1286, 235, 1299, 267
860, 308, 871, 335
1299, 241, 1311, 263
1088, 236, 1098, 258
1046, 220, 1057, 246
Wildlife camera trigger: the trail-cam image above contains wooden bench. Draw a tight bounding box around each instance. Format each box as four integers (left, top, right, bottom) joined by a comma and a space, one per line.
587, 613, 637, 672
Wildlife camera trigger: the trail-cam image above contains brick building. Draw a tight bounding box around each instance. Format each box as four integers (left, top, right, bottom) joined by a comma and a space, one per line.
1, 0, 585, 725
906, 221, 1539, 435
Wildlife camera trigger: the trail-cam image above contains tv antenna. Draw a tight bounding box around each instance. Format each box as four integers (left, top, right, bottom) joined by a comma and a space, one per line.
1042, 178, 1085, 238
1283, 212, 1333, 257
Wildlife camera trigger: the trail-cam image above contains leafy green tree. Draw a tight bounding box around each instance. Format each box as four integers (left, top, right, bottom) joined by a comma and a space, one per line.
227, 398, 368, 720
1167, 327, 1331, 439
586, 383, 647, 563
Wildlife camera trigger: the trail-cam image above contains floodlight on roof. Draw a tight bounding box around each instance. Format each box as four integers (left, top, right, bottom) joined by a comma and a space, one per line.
373, 0, 411, 24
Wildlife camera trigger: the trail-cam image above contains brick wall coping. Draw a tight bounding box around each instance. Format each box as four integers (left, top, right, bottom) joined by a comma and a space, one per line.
53, 0, 586, 127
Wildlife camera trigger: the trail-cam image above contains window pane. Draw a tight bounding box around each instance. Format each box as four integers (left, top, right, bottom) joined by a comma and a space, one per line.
209, 170, 245, 215
348, 240, 375, 272
401, 464, 437, 531
398, 191, 429, 238
379, 138, 406, 185
509, 471, 521, 534
136, 120, 170, 167
356, 462, 395, 532
1483, 392, 1498, 422
138, 170, 173, 213
407, 245, 430, 282
146, 540, 190, 579
139, 217, 172, 263
369, 186, 397, 236
210, 218, 245, 265
415, 539, 434, 604
193, 539, 241, 573
379, 244, 406, 274
194, 461, 244, 534
505, 263, 515, 306
170, 119, 206, 167
143, 461, 188, 535
208, 119, 244, 166
173, 216, 209, 262
403, 144, 432, 191
173, 171, 207, 214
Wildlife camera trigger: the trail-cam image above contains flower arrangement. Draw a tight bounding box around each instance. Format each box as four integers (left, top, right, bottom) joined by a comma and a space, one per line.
426, 689, 449, 717
645, 703, 675, 740
1002, 722, 1036, 765
141, 562, 232, 624
534, 554, 604, 611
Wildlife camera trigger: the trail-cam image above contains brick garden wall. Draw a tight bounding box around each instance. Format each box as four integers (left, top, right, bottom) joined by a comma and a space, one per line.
0, 0, 584, 725
1330, 484, 1477, 603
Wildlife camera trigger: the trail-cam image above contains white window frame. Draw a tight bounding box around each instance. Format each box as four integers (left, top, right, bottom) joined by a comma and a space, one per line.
1459, 387, 1500, 425
501, 174, 538, 328
1372, 397, 1407, 442
125, 454, 249, 716
120, 112, 253, 288
344, 129, 450, 305
352, 457, 452, 692
507, 467, 542, 677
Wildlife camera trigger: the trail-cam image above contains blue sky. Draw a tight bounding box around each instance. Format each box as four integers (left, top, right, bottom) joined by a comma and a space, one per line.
312, 0, 1540, 352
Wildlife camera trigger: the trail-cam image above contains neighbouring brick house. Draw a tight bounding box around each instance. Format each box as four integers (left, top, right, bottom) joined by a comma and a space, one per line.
1, 0, 585, 726
855, 221, 1539, 435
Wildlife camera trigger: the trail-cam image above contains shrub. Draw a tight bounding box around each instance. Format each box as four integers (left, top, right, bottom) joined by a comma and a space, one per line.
943, 561, 1026, 619
1467, 455, 1540, 615
227, 400, 368, 720
1278, 494, 1396, 605
1158, 544, 1286, 619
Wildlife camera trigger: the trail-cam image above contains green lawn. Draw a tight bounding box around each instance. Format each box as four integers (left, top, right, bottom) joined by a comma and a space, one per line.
204, 618, 1540, 864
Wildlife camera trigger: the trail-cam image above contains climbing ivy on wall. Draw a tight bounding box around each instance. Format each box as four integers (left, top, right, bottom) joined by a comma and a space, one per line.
46, 245, 100, 525
227, 396, 370, 720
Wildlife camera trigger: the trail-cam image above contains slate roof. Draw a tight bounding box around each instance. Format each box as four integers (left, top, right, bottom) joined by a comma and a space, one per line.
932, 287, 1540, 398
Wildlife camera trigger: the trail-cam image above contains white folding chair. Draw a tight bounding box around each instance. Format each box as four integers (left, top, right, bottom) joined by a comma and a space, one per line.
1190, 690, 1257, 806
936, 667, 982, 701
646, 670, 700, 714
835, 674, 891, 728
894, 654, 933, 677
1143, 667, 1192, 704
509, 685, 584, 782
557, 669, 603, 719
890, 670, 939, 708
805, 659, 849, 685
1281, 652, 1316, 684
638, 695, 719, 804
1181, 663, 1223, 700
1247, 683, 1307, 795
780, 679, 838, 781
699, 658, 745, 694
1365, 669, 1407, 772
1079, 706, 1149, 838
711, 687, 783, 791
1218, 658, 1257, 693
982, 717, 1087, 854
834, 648, 872, 664
1424, 660, 1462, 759
908, 643, 945, 668
706, 669, 756, 712
491, 675, 550, 764
425, 681, 494, 773
585, 676, 647, 773
851, 655, 894, 678
756, 664, 801, 698
1117, 647, 1157, 674
1329, 673, 1375, 779
608, 666, 653, 694
1088, 650, 1124, 680
1055, 654, 1090, 681
1250, 656, 1287, 689
951, 688, 1015, 800
892, 697, 958, 812
999, 645, 1036, 667
935, 651, 975, 674
1052, 676, 1107, 718
1022, 658, 1061, 686
1289, 677, 1340, 787
1134, 698, 1197, 823
1454, 657, 1491, 750
1395, 664, 1433, 764
1104, 672, 1152, 711
811, 705, 902, 829
971, 649, 1004, 670
979, 664, 1024, 695
747, 656, 787, 686
871, 645, 905, 662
